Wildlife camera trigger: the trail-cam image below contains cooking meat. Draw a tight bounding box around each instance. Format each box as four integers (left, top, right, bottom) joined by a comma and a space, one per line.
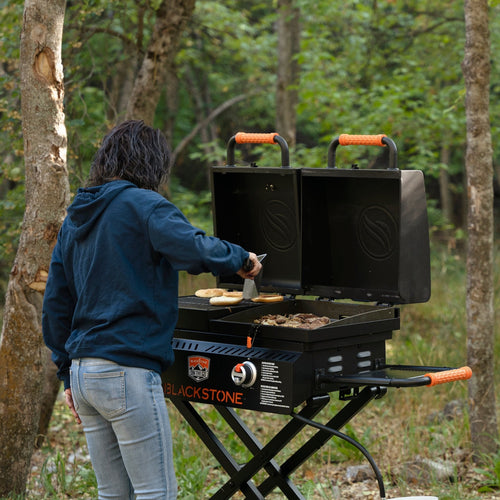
254, 313, 331, 330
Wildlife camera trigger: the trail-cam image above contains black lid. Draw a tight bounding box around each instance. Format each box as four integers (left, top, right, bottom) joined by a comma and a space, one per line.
212, 166, 302, 294
211, 134, 431, 304
300, 168, 430, 303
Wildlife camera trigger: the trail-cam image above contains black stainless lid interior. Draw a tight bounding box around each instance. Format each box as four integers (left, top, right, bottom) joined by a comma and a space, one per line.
301, 168, 431, 303
210, 134, 431, 305
211, 167, 302, 294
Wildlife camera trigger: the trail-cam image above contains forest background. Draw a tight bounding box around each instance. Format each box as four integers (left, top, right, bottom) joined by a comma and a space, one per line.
1, 0, 500, 498
3, 0, 500, 251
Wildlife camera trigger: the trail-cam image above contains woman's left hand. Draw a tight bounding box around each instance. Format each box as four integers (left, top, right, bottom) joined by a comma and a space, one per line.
64, 388, 81, 425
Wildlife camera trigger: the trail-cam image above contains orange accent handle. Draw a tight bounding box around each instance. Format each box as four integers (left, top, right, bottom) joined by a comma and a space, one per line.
246, 336, 252, 349
235, 132, 279, 145
338, 134, 387, 146
426, 366, 472, 387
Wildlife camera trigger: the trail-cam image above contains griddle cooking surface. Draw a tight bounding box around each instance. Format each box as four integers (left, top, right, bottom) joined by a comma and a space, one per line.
176, 295, 262, 332
178, 295, 262, 311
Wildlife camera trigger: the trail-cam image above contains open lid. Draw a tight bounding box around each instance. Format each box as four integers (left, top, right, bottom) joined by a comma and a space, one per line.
211, 168, 302, 294
213, 133, 302, 294
301, 134, 430, 303
211, 133, 431, 304
301, 167, 431, 303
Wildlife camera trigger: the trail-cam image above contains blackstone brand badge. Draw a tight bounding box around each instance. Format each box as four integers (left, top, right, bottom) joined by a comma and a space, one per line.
188, 356, 210, 382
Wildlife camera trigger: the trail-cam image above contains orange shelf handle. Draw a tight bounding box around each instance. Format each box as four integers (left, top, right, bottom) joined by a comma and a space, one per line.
425, 366, 472, 387
338, 133, 387, 146
235, 132, 279, 144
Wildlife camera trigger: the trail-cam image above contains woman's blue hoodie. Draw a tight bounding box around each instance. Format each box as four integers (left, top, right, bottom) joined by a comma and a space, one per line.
42, 180, 248, 389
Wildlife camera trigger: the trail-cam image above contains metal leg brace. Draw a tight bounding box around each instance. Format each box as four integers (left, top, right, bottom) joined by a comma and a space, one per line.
170, 386, 382, 499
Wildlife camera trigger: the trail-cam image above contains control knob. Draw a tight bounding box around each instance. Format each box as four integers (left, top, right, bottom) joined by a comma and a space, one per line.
231, 361, 257, 387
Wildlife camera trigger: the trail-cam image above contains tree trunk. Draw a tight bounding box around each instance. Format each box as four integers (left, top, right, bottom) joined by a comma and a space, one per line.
462, 0, 498, 458
164, 63, 180, 144
0, 0, 70, 495
106, 56, 139, 124
36, 347, 61, 448
125, 0, 196, 124
276, 0, 300, 146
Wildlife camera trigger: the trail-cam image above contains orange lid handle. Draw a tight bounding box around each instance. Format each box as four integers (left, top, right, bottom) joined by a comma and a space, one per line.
338, 134, 387, 146
235, 132, 279, 145
425, 366, 472, 387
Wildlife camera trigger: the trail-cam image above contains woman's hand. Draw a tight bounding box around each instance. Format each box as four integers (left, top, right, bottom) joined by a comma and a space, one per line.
64, 388, 81, 425
237, 252, 262, 279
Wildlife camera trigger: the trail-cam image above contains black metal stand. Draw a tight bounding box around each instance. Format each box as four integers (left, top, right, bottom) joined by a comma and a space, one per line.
169, 385, 384, 499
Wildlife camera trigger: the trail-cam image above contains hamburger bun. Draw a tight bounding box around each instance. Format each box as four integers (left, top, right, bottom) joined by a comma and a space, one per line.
223, 291, 243, 298
195, 288, 226, 298
251, 294, 284, 303
209, 295, 244, 306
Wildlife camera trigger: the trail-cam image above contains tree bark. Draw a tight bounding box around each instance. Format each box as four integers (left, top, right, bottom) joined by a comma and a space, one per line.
462, 0, 498, 458
35, 347, 61, 448
106, 56, 139, 124
164, 63, 180, 144
276, 0, 300, 146
0, 0, 70, 495
125, 0, 196, 125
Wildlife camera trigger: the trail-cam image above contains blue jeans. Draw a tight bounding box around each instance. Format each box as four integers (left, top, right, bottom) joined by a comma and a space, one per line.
70, 358, 177, 500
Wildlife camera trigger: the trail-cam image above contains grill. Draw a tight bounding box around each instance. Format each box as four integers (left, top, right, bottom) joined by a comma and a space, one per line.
162, 133, 471, 499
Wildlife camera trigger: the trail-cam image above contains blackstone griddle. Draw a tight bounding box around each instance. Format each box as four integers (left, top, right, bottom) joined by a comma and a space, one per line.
162, 132, 471, 499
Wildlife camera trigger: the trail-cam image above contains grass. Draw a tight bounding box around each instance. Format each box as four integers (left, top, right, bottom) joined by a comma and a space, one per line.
16, 244, 500, 499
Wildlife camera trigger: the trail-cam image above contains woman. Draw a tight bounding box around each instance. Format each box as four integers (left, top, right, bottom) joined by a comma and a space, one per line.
42, 120, 261, 500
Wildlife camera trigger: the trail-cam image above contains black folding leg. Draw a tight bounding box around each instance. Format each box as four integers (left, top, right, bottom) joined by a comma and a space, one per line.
215, 406, 303, 498
214, 395, 330, 499
258, 386, 384, 496
171, 399, 266, 499
170, 388, 381, 499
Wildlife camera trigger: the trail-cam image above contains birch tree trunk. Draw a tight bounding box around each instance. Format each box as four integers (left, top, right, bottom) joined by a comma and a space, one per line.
0, 0, 70, 494
462, 0, 498, 458
126, 0, 196, 124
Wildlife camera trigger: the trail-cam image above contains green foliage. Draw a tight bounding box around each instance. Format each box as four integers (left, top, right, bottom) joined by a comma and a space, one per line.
0, 182, 24, 284
174, 446, 215, 498
297, 0, 468, 178
0, 1, 25, 291
40, 451, 97, 498
168, 177, 213, 234
2, 0, 499, 273
476, 442, 500, 493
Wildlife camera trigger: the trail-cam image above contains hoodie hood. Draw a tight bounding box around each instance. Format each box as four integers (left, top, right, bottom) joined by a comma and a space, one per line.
66, 180, 135, 240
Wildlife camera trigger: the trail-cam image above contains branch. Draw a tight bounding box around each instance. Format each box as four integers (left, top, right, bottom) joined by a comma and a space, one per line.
65, 24, 139, 52
171, 91, 258, 165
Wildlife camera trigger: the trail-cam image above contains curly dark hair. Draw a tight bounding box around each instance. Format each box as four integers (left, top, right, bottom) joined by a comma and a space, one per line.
87, 120, 171, 191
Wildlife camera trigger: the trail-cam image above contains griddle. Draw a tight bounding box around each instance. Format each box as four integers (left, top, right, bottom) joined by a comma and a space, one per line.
162, 132, 471, 499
